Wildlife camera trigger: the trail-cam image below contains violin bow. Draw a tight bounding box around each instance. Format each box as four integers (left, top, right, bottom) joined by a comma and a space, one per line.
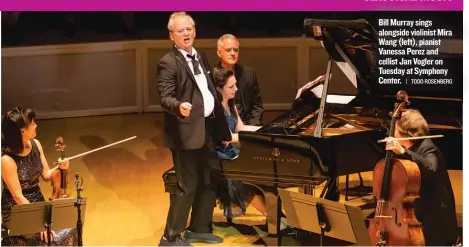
54, 136, 137, 164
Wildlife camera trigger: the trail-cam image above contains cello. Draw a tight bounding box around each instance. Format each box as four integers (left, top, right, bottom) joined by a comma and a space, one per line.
49, 137, 71, 200
368, 90, 425, 246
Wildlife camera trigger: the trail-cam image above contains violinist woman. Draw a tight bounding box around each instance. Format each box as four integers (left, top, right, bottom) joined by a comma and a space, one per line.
212, 68, 267, 220
385, 109, 459, 246
1, 107, 77, 246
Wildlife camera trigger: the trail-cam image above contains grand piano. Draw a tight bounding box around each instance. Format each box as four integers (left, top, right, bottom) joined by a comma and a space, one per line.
163, 18, 462, 241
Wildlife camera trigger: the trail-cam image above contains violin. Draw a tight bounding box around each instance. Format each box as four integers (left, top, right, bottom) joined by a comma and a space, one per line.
368, 90, 425, 246
49, 137, 71, 200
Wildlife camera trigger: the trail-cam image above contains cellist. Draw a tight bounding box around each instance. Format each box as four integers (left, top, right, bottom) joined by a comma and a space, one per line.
384, 109, 459, 246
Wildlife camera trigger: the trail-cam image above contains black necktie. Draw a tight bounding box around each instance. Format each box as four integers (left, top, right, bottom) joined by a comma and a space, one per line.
186, 54, 201, 75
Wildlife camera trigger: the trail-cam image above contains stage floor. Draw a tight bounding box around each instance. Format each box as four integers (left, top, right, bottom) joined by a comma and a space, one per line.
12, 112, 461, 246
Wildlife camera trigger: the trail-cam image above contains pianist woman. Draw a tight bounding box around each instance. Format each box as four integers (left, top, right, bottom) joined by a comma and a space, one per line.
1, 107, 78, 246
212, 68, 267, 221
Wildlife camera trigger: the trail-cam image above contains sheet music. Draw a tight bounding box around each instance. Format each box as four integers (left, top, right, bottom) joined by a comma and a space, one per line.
334, 61, 357, 88
295, 75, 326, 99
241, 125, 262, 132
326, 95, 356, 104
311, 84, 324, 98
295, 82, 356, 104
295, 74, 326, 99
304, 84, 356, 104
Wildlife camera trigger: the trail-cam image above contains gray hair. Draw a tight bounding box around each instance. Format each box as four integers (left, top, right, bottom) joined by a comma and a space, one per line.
167, 12, 195, 31
217, 34, 239, 49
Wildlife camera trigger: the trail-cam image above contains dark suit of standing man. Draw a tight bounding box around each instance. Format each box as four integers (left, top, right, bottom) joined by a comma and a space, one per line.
157, 12, 231, 247
215, 34, 264, 126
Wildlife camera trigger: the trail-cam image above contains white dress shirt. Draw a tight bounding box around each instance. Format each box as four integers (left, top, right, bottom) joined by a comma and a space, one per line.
177, 47, 215, 117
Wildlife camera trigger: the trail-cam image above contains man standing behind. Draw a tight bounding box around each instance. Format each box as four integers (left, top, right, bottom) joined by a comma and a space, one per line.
216, 34, 264, 126
156, 12, 231, 246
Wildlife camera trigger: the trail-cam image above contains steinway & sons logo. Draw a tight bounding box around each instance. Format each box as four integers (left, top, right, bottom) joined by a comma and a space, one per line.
252, 148, 300, 163
272, 148, 280, 157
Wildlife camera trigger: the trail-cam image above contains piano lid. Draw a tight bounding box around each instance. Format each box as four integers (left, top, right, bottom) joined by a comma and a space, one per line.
303, 18, 463, 101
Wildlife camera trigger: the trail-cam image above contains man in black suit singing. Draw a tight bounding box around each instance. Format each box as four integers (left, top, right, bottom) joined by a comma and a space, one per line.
156, 12, 232, 246
215, 34, 264, 126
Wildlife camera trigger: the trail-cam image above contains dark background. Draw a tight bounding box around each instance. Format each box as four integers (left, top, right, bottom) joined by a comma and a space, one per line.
2, 11, 463, 47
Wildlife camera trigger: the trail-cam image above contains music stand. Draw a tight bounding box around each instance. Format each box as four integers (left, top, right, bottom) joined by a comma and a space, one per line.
278, 188, 370, 246
6, 197, 87, 246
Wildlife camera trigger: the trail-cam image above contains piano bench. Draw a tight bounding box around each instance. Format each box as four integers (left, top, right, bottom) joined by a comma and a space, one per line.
162, 167, 177, 196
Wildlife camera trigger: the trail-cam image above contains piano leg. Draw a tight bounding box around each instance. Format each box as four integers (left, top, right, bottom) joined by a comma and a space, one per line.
320, 176, 340, 201
345, 175, 350, 201
263, 191, 283, 246
264, 192, 279, 236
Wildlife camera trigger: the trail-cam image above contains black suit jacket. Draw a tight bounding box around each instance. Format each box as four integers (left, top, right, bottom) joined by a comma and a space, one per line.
156, 47, 231, 150
216, 63, 264, 126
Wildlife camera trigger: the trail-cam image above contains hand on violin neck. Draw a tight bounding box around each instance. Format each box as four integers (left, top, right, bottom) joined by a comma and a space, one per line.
385, 137, 405, 155
56, 158, 70, 170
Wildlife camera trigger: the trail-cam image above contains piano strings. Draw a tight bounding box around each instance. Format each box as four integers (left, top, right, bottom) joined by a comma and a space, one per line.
289, 110, 319, 129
